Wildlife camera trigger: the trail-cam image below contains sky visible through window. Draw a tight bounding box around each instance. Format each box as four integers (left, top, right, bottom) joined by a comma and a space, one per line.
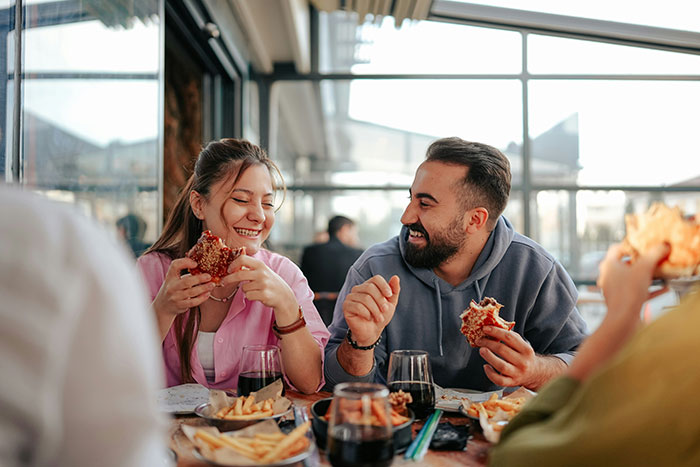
21, 19, 159, 147
345, 16, 700, 186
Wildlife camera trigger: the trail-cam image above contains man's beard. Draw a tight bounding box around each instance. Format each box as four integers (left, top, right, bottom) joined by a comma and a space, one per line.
404, 216, 465, 269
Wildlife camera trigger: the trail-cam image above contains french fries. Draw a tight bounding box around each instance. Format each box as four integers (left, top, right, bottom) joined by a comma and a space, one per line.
323, 401, 410, 427
464, 392, 526, 430
194, 421, 311, 463
215, 395, 275, 420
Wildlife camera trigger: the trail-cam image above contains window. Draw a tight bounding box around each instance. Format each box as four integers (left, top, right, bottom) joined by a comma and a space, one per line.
319, 12, 521, 74
15, 1, 162, 255
269, 13, 700, 289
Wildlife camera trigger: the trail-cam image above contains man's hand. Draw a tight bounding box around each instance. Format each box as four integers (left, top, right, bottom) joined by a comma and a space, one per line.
343, 275, 400, 346
477, 326, 566, 390
336, 275, 400, 376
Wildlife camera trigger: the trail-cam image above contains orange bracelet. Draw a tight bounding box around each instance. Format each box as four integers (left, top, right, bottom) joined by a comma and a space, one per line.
272, 306, 306, 339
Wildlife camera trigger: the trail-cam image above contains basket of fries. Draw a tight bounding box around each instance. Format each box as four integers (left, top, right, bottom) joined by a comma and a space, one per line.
195, 380, 292, 432
183, 419, 315, 466
459, 388, 533, 441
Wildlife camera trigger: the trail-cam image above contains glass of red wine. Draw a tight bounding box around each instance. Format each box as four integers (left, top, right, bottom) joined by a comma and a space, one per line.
237, 345, 284, 396
327, 382, 394, 467
386, 350, 435, 419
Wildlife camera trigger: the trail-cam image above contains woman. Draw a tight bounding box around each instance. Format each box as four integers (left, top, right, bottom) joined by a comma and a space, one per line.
138, 138, 329, 394
489, 243, 700, 466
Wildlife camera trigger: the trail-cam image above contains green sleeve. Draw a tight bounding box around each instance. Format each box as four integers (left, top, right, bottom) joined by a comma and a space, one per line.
498, 376, 580, 443
489, 294, 700, 467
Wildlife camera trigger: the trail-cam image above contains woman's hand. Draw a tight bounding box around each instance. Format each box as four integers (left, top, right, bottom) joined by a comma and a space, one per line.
221, 255, 298, 322
152, 258, 216, 317
597, 243, 670, 323
567, 242, 670, 382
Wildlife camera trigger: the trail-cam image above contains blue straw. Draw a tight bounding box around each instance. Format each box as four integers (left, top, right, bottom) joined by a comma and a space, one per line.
404, 409, 443, 460
412, 409, 442, 461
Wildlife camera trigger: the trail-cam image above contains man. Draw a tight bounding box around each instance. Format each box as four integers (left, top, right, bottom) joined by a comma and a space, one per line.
324, 137, 587, 392
116, 212, 151, 257
0, 186, 167, 466
301, 215, 364, 325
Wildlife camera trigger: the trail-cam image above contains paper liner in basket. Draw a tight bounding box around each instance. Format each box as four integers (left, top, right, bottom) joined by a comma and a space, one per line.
183, 419, 310, 466
209, 379, 291, 418
464, 387, 535, 443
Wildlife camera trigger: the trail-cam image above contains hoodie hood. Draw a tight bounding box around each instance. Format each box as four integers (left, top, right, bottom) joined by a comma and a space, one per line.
397, 216, 516, 356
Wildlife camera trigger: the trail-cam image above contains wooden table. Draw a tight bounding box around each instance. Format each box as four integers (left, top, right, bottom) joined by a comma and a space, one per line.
169, 390, 491, 466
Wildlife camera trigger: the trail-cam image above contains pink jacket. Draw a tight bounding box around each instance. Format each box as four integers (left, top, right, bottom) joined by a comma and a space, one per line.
137, 249, 330, 390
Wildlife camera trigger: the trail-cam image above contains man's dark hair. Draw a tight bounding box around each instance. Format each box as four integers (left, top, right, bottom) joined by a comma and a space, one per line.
328, 215, 355, 238
116, 213, 147, 241
426, 137, 511, 228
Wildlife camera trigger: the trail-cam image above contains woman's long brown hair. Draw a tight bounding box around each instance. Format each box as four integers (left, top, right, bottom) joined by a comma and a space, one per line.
145, 138, 284, 383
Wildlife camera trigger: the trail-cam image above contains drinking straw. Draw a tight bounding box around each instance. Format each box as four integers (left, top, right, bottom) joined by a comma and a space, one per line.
404, 409, 443, 461
403, 416, 430, 459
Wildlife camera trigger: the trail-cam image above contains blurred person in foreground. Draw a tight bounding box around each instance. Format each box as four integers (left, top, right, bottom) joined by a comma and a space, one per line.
325, 137, 587, 391
490, 242, 700, 466
137, 138, 329, 393
0, 186, 167, 466
301, 215, 364, 325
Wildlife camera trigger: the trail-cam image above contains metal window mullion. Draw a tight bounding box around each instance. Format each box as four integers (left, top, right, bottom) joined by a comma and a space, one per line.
259, 72, 523, 81
22, 72, 700, 82
11, 0, 22, 183
257, 77, 271, 151
283, 185, 700, 192
259, 72, 700, 82
521, 32, 531, 237
530, 185, 700, 192
156, 0, 165, 235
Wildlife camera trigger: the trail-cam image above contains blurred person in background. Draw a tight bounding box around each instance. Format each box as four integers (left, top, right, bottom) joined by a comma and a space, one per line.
325, 137, 587, 391
301, 215, 364, 325
116, 212, 151, 258
312, 230, 329, 244
490, 242, 700, 466
0, 186, 167, 466
138, 138, 329, 394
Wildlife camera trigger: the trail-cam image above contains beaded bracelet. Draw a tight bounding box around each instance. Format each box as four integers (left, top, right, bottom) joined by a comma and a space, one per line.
346, 328, 382, 351
272, 306, 306, 339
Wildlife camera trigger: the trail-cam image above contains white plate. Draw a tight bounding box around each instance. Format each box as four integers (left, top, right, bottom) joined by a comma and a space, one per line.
434, 386, 503, 412
157, 383, 210, 414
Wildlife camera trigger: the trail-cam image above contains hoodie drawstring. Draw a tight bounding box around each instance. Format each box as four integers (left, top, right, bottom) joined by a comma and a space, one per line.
474, 270, 494, 302
434, 271, 495, 358
433, 278, 444, 357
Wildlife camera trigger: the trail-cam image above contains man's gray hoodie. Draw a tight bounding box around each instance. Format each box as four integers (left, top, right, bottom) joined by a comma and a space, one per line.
324, 216, 588, 391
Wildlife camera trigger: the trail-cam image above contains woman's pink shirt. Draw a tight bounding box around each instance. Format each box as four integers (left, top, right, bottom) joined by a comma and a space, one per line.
137, 249, 330, 391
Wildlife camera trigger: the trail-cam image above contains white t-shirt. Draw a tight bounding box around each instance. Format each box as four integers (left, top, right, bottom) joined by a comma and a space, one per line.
0, 187, 168, 467
197, 331, 216, 382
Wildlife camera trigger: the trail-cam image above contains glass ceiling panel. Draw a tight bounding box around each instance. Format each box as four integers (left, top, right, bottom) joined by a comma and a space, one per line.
449, 1, 700, 33
529, 34, 700, 74
319, 11, 521, 74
